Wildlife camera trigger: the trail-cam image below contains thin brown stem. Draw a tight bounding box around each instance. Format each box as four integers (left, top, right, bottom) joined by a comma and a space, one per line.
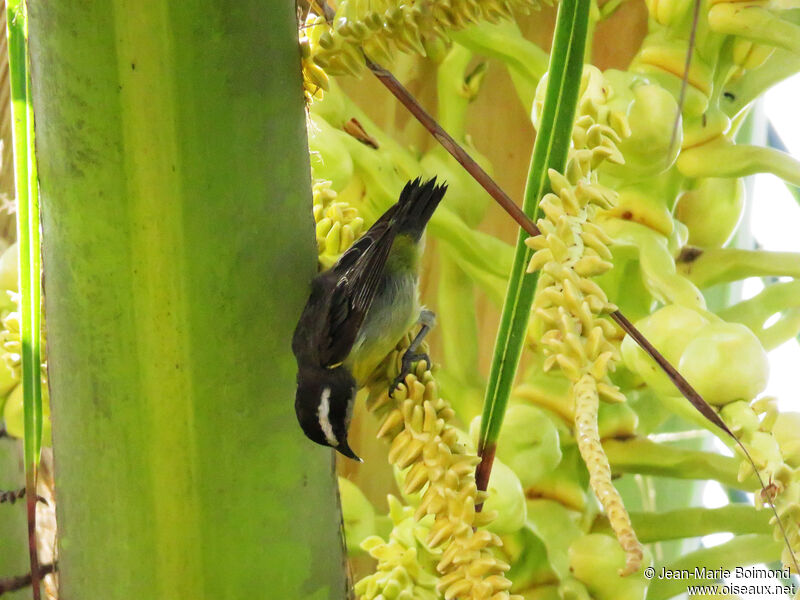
0, 562, 56, 596
25, 469, 40, 600
312, 1, 537, 238
364, 57, 541, 238
474, 442, 496, 510
668, 0, 701, 163
609, 311, 735, 438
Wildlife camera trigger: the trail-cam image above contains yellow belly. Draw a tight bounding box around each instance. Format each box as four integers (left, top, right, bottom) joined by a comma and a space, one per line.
346, 272, 419, 385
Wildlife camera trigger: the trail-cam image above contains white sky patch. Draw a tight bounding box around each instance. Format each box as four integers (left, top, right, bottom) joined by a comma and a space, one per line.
318, 387, 338, 447
749, 75, 800, 415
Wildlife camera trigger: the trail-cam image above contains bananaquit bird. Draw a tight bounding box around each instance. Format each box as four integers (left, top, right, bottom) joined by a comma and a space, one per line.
292, 177, 447, 461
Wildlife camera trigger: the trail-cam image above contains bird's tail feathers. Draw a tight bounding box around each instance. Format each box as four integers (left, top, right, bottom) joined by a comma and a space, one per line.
393, 177, 447, 240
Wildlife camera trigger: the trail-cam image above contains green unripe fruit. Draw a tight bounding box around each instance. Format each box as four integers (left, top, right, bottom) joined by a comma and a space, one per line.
621, 304, 710, 396
681, 110, 730, 150
525, 445, 589, 512
338, 477, 377, 555
482, 457, 528, 535
597, 401, 639, 439
558, 577, 593, 600
720, 400, 761, 435
4, 384, 23, 435
675, 178, 745, 247
678, 322, 769, 406
747, 431, 783, 473
503, 527, 558, 592
494, 404, 562, 488
773, 412, 800, 468
0, 356, 19, 400
603, 80, 681, 179
0, 242, 17, 294
595, 245, 653, 323
307, 113, 355, 191
3, 383, 52, 446
632, 66, 708, 117
568, 534, 650, 600
309, 79, 348, 124
521, 585, 562, 600
604, 185, 674, 237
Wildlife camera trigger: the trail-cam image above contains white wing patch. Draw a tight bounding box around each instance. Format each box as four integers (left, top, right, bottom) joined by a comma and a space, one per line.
318, 387, 339, 447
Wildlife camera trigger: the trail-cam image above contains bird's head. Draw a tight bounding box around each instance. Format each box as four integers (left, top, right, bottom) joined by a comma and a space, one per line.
294, 365, 361, 462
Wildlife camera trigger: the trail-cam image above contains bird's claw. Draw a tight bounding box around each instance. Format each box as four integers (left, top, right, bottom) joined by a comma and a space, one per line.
389, 351, 432, 397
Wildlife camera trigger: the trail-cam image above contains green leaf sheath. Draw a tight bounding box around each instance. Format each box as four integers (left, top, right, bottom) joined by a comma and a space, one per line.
8, 3, 44, 595
477, 0, 591, 477
603, 439, 758, 491
28, 2, 346, 599
592, 505, 771, 543
7, 0, 42, 470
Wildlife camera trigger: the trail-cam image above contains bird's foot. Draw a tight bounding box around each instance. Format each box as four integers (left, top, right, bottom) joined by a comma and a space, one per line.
389, 351, 432, 397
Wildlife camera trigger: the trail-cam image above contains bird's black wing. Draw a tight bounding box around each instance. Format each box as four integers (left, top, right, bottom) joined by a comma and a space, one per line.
317, 207, 399, 367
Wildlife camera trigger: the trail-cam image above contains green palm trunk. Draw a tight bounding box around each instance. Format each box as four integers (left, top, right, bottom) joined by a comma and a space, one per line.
27, 1, 346, 598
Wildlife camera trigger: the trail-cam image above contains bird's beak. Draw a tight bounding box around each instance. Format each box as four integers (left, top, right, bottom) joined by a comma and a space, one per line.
336, 439, 363, 463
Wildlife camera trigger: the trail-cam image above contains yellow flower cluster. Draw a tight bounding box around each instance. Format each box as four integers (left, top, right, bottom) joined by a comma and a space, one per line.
574, 374, 643, 577
1, 299, 21, 378
357, 496, 441, 600
312, 179, 365, 270
1, 291, 46, 383
525, 67, 643, 576
300, 15, 330, 104
309, 0, 546, 76
359, 337, 522, 600
722, 398, 800, 572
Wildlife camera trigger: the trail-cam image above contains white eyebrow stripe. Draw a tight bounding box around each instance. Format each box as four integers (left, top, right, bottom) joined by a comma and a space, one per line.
318, 387, 339, 447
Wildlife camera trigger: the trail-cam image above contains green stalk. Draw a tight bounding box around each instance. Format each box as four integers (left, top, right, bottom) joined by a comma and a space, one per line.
678, 141, 800, 186
433, 45, 486, 419
7, 0, 42, 595
28, 2, 346, 598
451, 20, 549, 111
718, 280, 800, 348
592, 505, 771, 542
476, 0, 591, 491
678, 248, 800, 288
604, 439, 757, 490
723, 48, 800, 117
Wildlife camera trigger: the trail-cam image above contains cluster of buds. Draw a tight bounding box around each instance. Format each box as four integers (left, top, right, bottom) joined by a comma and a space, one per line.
0, 244, 49, 442
309, 0, 545, 76
356, 496, 441, 600
525, 66, 643, 576
1, 298, 21, 378
300, 14, 330, 104
312, 179, 365, 270
721, 398, 800, 572
359, 337, 522, 600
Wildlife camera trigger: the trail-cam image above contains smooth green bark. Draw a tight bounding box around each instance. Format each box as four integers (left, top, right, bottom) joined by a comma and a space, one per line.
28, 2, 346, 598
0, 445, 27, 599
